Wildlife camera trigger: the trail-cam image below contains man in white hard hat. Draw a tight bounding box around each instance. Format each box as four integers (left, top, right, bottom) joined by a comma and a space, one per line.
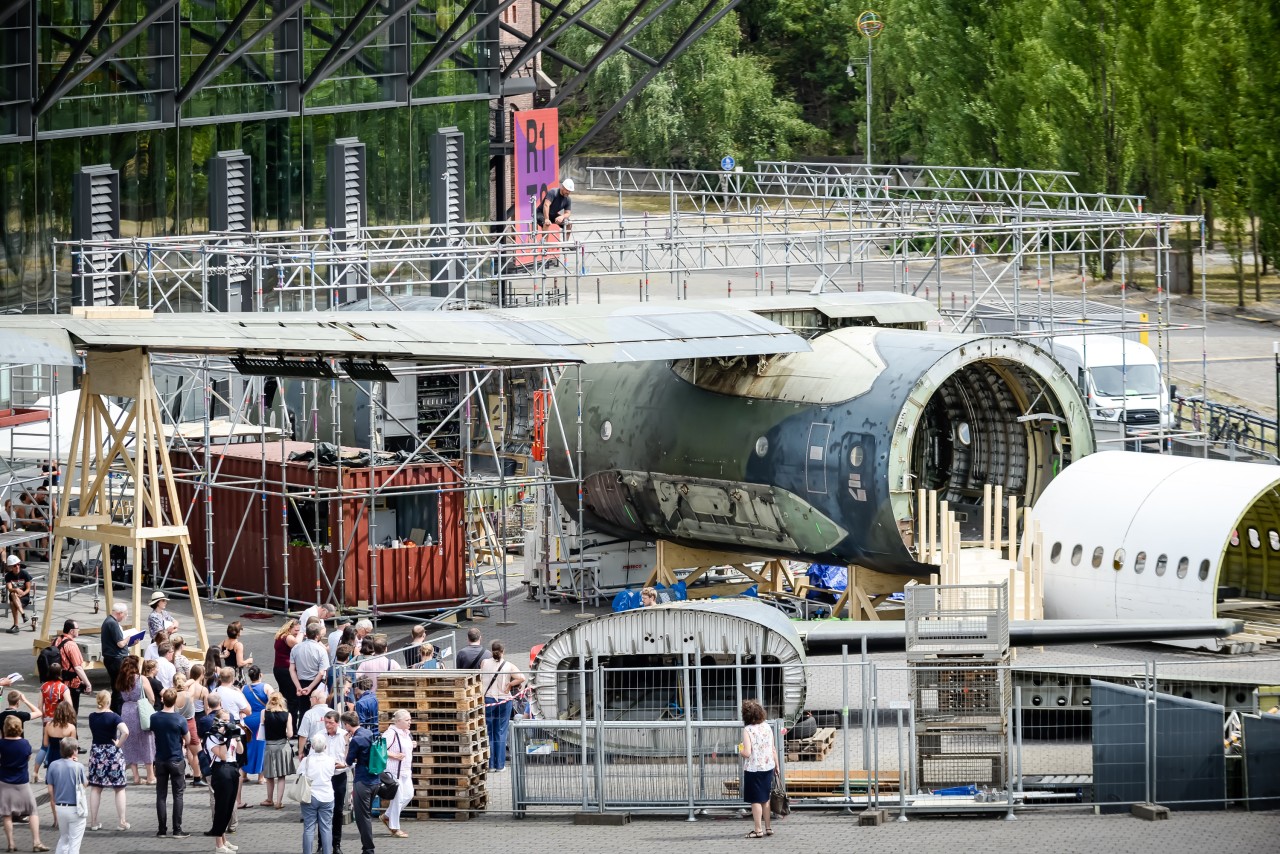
3, 555, 32, 634
538, 177, 575, 238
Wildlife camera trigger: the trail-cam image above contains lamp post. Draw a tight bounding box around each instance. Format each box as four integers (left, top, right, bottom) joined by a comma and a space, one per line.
856, 10, 885, 166
1274, 341, 1279, 455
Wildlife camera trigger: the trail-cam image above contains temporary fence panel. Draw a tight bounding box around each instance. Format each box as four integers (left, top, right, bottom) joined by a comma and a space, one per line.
1150, 687, 1229, 809
511, 718, 785, 814
1241, 712, 1280, 809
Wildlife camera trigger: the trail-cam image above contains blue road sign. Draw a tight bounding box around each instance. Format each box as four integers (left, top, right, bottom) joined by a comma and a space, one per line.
720, 155, 736, 172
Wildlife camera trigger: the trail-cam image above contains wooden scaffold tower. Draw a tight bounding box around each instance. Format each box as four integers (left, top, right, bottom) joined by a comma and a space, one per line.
37, 342, 209, 654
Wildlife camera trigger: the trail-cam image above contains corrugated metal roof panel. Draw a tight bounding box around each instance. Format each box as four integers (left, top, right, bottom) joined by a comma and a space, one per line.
0, 304, 810, 366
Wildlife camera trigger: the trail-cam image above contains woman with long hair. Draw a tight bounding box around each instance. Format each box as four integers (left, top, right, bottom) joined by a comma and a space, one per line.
737, 699, 778, 839
272, 620, 301, 724
86, 689, 128, 831
240, 666, 270, 784
0, 715, 48, 851
202, 648, 223, 691
259, 692, 295, 809
187, 665, 209, 786
116, 656, 153, 793
479, 641, 524, 771
41, 700, 76, 830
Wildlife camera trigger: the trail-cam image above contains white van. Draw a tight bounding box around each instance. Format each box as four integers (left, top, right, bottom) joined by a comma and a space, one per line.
1046, 335, 1169, 432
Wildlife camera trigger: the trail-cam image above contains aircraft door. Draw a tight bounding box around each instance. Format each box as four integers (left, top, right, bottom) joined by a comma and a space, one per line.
805, 422, 832, 494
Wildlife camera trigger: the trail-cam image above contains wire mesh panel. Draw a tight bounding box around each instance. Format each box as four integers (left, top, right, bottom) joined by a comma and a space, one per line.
510, 719, 782, 812
905, 584, 1010, 660
911, 665, 1009, 790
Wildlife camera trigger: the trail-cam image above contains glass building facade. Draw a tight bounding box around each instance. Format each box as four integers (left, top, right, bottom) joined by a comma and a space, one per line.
0, 0, 498, 310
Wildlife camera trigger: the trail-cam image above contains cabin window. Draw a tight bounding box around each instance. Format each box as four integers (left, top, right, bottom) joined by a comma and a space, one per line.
1270, 530, 1280, 551
1134, 551, 1146, 574
1176, 557, 1189, 579
1091, 547, 1104, 569
1248, 527, 1261, 549
1198, 559, 1211, 581
1050, 542, 1062, 563
1155, 554, 1168, 576
1112, 549, 1125, 571
1070, 544, 1083, 566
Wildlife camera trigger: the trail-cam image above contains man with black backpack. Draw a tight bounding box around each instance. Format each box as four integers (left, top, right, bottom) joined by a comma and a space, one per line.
341, 711, 377, 854
56, 621, 91, 712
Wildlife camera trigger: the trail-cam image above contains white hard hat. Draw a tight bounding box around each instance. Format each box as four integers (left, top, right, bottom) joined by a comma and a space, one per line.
4, 555, 20, 566
561, 178, 575, 193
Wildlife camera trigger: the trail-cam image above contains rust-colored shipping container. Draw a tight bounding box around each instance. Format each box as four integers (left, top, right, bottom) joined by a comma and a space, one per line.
171, 442, 465, 613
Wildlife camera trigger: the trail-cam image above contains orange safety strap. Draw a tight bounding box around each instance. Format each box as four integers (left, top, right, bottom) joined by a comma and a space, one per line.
531, 390, 548, 462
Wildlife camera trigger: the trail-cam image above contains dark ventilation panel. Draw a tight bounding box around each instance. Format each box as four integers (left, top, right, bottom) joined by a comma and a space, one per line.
71, 165, 120, 307
429, 127, 466, 226
207, 150, 253, 311
327, 138, 367, 306
429, 127, 466, 297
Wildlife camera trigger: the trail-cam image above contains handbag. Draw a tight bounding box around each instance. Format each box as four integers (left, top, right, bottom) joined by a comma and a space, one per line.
138, 694, 155, 731
74, 768, 88, 818
285, 757, 313, 804
769, 772, 790, 817
376, 770, 399, 802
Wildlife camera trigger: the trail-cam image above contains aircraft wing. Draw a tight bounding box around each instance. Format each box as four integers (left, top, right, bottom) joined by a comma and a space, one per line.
0, 304, 811, 367
798, 618, 1245, 653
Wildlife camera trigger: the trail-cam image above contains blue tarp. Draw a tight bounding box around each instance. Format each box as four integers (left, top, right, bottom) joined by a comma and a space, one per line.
807, 564, 848, 592
611, 580, 689, 612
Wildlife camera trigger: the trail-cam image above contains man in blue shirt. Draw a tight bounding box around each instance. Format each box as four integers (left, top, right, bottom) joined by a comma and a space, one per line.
151, 688, 192, 839
343, 711, 376, 854
353, 676, 378, 729
45, 740, 84, 849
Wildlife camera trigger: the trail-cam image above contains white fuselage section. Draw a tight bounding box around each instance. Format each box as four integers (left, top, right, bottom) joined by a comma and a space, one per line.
1031, 451, 1280, 650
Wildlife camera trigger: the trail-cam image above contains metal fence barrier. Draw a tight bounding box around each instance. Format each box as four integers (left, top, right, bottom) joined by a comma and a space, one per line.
489, 657, 1280, 819
511, 717, 786, 817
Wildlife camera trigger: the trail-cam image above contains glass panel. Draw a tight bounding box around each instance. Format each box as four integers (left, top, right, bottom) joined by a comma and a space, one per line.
181, 0, 297, 121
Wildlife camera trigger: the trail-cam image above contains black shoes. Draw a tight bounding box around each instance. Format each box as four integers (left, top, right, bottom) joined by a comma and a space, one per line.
172, 831, 191, 839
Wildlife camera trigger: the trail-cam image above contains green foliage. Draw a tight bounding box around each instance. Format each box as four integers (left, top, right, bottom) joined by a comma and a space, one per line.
557, 2, 822, 168
563, 0, 1280, 280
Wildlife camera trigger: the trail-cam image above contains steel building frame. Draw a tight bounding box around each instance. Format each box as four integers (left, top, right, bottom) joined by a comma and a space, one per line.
0, 0, 737, 150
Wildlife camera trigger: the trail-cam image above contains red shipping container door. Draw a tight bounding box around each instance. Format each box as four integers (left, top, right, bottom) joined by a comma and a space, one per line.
173, 442, 465, 612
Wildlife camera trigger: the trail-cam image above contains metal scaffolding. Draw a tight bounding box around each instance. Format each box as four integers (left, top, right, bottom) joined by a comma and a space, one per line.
7, 159, 1232, 623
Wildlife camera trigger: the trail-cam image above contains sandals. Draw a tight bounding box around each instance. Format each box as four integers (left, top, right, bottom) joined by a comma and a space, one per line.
116, 822, 130, 831
765, 829, 774, 836
391, 830, 409, 838
33, 845, 50, 853
745, 830, 765, 839
258, 800, 274, 807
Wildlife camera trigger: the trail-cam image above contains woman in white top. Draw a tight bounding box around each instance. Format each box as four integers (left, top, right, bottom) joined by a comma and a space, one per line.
380, 710, 414, 838
737, 699, 778, 839
299, 733, 337, 854
478, 641, 524, 771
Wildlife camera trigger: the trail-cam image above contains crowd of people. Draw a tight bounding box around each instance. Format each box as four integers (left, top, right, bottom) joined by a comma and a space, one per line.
0, 593, 530, 854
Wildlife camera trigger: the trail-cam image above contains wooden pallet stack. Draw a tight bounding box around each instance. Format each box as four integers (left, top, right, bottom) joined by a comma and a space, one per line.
783, 727, 836, 762
375, 672, 490, 821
